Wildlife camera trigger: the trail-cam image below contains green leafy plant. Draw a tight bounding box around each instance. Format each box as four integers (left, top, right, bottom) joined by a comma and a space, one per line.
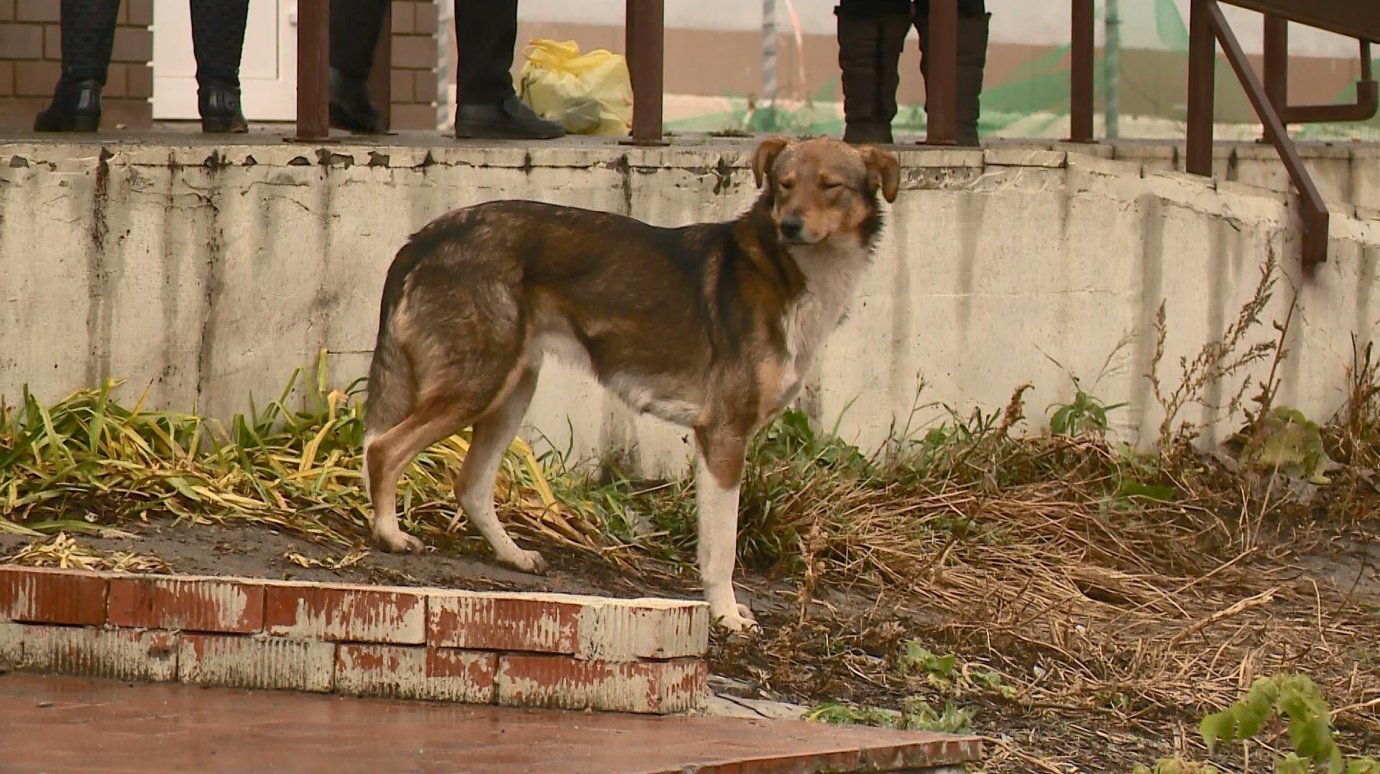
1140, 674, 1378, 774
1048, 378, 1125, 438
1243, 406, 1333, 484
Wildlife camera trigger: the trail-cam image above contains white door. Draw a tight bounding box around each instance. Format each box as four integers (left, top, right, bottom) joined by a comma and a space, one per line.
152, 0, 297, 121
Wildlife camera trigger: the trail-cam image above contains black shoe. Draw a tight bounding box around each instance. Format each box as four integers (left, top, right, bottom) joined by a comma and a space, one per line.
453, 94, 564, 140
198, 80, 248, 133
33, 78, 103, 132
329, 68, 381, 133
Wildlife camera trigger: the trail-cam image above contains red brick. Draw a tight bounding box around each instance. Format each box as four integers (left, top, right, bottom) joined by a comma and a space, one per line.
389, 68, 414, 103
264, 583, 425, 644
0, 567, 108, 626
179, 633, 334, 692
0, 0, 15, 21
389, 101, 437, 130
15, 0, 57, 22
111, 26, 152, 63
413, 2, 438, 35
390, 1, 414, 34
126, 0, 152, 26
20, 624, 178, 682
41, 23, 57, 58
0, 23, 42, 59
391, 35, 435, 70
496, 654, 706, 714
0, 61, 15, 98
413, 70, 437, 103
103, 64, 127, 98
107, 576, 265, 633
13, 59, 57, 96
428, 593, 580, 653
125, 63, 152, 98
335, 644, 495, 702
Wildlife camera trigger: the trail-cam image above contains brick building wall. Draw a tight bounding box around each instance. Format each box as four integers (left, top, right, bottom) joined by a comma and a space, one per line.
0, 0, 153, 131
387, 0, 441, 131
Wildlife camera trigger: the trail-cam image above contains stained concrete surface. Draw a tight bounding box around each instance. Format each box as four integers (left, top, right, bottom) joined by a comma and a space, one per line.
0, 673, 979, 773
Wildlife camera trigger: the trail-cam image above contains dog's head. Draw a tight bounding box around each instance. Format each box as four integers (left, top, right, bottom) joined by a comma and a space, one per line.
751, 136, 899, 247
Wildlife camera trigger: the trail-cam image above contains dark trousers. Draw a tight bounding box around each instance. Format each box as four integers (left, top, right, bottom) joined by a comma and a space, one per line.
837, 0, 986, 18
58, 0, 246, 86
329, 0, 520, 104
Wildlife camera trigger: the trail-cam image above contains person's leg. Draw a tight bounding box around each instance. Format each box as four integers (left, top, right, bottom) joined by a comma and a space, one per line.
835, 0, 911, 144
452, 0, 564, 140
330, 0, 389, 133
190, 0, 251, 133
33, 0, 121, 132
915, 0, 989, 146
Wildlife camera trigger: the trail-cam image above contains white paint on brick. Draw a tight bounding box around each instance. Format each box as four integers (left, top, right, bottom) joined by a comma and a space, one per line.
166, 578, 253, 631
2, 578, 33, 622
335, 644, 493, 703
496, 655, 706, 714
576, 600, 709, 662
179, 635, 334, 692
428, 592, 574, 652
20, 625, 178, 682
0, 621, 24, 665
278, 591, 425, 644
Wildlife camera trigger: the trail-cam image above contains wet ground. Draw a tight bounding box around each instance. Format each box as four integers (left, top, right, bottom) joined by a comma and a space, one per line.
0, 673, 977, 773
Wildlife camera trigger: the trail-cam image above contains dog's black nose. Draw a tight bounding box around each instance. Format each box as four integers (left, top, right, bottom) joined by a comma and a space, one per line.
779, 217, 804, 241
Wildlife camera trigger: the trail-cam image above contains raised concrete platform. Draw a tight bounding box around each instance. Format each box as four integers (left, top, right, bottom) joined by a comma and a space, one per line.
0, 674, 981, 773
2, 133, 1379, 476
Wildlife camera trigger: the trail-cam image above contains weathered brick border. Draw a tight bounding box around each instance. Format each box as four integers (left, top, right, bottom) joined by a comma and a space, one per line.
0, 566, 708, 714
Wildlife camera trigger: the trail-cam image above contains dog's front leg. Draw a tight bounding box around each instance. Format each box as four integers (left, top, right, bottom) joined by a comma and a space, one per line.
693, 424, 759, 632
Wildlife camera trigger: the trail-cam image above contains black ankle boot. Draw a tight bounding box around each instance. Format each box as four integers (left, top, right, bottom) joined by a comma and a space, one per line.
34, 78, 103, 132
835, 3, 911, 145
198, 80, 248, 133
190, 0, 249, 133
329, 68, 381, 133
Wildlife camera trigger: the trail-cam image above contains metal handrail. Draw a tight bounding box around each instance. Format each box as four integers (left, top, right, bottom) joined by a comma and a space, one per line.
1185, 0, 1378, 266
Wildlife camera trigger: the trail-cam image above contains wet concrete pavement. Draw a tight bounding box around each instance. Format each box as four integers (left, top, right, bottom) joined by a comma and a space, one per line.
0, 673, 979, 773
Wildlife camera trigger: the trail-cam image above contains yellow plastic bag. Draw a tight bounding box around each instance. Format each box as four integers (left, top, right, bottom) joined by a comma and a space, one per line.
518, 39, 633, 136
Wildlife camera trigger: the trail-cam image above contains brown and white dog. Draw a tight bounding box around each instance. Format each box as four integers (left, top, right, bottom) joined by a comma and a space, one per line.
361, 136, 899, 631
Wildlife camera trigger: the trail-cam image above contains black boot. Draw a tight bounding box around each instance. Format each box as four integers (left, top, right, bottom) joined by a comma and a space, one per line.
33, 0, 119, 132
954, 14, 991, 147
452, 0, 564, 140
191, 0, 250, 133
835, 1, 911, 144
916, 7, 990, 146
329, 0, 388, 133
330, 69, 382, 133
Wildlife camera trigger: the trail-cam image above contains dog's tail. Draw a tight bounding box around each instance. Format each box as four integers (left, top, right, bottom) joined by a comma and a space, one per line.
364, 242, 423, 437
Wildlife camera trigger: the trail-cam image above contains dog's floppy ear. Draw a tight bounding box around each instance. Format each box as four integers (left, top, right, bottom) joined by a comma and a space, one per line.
860, 146, 900, 203
752, 136, 791, 189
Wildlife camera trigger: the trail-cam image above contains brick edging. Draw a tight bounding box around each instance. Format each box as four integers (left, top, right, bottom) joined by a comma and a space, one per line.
0, 566, 709, 714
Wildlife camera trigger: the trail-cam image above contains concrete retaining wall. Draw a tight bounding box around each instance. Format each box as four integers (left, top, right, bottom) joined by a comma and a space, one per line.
1, 138, 1378, 478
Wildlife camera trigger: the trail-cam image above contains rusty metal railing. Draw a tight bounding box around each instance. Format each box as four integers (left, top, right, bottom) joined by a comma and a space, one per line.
283, 0, 1378, 266
1186, 0, 1378, 266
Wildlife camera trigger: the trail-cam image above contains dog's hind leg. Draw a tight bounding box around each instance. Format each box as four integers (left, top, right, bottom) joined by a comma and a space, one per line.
451, 362, 547, 574
362, 391, 474, 554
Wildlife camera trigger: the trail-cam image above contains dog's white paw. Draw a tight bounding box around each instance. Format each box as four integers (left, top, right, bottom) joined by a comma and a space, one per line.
376, 530, 424, 555
713, 604, 761, 633
499, 548, 549, 575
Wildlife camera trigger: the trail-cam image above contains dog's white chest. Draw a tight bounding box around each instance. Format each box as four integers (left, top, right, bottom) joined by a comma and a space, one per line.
774, 243, 869, 407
